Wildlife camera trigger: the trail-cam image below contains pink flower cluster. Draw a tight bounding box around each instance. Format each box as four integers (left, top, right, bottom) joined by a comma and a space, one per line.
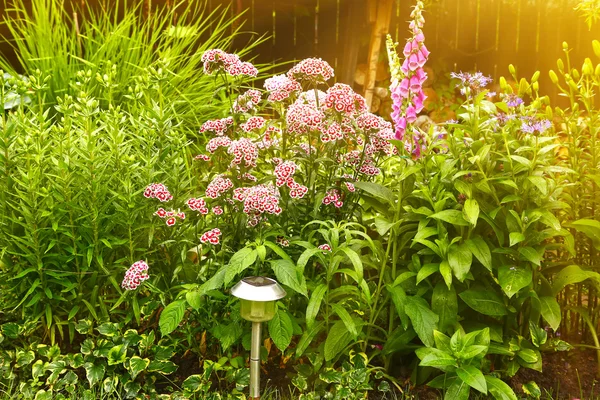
274, 161, 308, 198
186, 198, 209, 214
122, 261, 150, 291
206, 176, 234, 199
286, 102, 325, 135
200, 117, 234, 136
318, 244, 332, 253
324, 83, 367, 115
240, 116, 266, 133
388, 1, 429, 156
321, 122, 345, 143
233, 89, 261, 113
233, 184, 282, 226
322, 189, 343, 208
144, 183, 173, 202
155, 208, 185, 226
228, 138, 259, 167
195, 154, 211, 161
276, 236, 290, 247
264, 75, 302, 102
200, 228, 222, 245
207, 136, 232, 153
201, 49, 258, 77
287, 58, 334, 84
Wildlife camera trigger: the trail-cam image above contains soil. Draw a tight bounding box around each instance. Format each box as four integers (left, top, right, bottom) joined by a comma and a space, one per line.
510, 349, 600, 399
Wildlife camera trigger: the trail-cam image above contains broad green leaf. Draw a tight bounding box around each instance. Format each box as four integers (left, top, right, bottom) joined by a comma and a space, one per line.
518, 247, 542, 266
517, 348, 539, 364
539, 296, 561, 331
185, 291, 202, 311
84, 362, 105, 387
568, 219, 600, 250
498, 265, 532, 298
463, 199, 479, 226
159, 300, 186, 336
459, 288, 507, 316
147, 360, 178, 374
552, 264, 600, 295
448, 243, 472, 282
306, 284, 327, 329
268, 308, 293, 352
271, 259, 308, 297
324, 320, 355, 361
465, 237, 492, 271
353, 181, 395, 205
339, 247, 364, 282
430, 210, 470, 226
509, 232, 525, 247
405, 296, 439, 347
485, 376, 518, 400
225, 248, 258, 284
445, 378, 470, 400
440, 260, 453, 289
527, 176, 547, 196
417, 263, 439, 285
456, 365, 487, 394
416, 347, 457, 370
107, 345, 127, 366
529, 322, 547, 347
182, 375, 205, 393
330, 303, 358, 338
432, 282, 457, 333
296, 321, 324, 358
127, 356, 150, 380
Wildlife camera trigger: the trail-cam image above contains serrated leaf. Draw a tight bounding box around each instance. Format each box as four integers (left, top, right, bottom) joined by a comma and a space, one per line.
432, 282, 457, 333
465, 237, 492, 271
271, 259, 308, 297
158, 300, 186, 336
405, 296, 439, 347
268, 308, 293, 352
448, 243, 472, 282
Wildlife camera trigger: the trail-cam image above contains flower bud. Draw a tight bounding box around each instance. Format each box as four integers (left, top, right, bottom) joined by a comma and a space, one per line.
531, 71, 540, 83
572, 69, 581, 80
583, 58, 594, 76
518, 78, 528, 95
562, 41, 569, 51
532, 81, 539, 92
549, 70, 559, 84
545, 105, 553, 120
596, 64, 600, 77
499, 76, 508, 91
573, 102, 579, 113
593, 40, 600, 58
509, 64, 516, 76
568, 78, 579, 92
557, 59, 565, 72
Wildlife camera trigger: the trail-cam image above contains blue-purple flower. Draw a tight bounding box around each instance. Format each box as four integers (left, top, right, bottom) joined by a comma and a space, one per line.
450, 71, 492, 96
521, 117, 552, 135
504, 94, 524, 107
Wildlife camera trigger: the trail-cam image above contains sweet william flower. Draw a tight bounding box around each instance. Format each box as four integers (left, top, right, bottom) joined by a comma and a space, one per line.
122, 260, 150, 291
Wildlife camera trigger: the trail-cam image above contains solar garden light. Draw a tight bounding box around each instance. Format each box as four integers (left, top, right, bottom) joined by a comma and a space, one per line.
231, 276, 286, 399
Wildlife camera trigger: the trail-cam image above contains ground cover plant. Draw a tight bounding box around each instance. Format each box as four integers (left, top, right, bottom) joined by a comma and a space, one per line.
0, 0, 599, 399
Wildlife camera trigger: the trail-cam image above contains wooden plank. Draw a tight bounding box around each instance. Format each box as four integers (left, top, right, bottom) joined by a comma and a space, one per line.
364, 0, 394, 109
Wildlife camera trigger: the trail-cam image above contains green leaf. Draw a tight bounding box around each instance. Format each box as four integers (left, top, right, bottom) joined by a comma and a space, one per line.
527, 176, 547, 196
430, 210, 470, 226
339, 247, 364, 282
552, 264, 600, 295
331, 303, 358, 338
96, 323, 118, 337
432, 282, 457, 333
459, 288, 507, 316
185, 291, 202, 311
388, 285, 409, 330
225, 248, 258, 284
405, 296, 439, 347
296, 321, 324, 358
306, 284, 327, 329
485, 376, 518, 400
440, 260, 453, 289
353, 181, 395, 205
498, 265, 532, 298
465, 237, 492, 271
324, 320, 354, 361
448, 243, 472, 282
271, 259, 308, 297
445, 378, 470, 400
182, 375, 206, 393
456, 365, 487, 394
463, 199, 479, 226
127, 356, 150, 380
416, 347, 457, 370
539, 296, 561, 331
147, 360, 178, 374
518, 247, 542, 266
84, 362, 105, 387
568, 219, 600, 250
509, 232, 525, 247
107, 345, 126, 366
417, 263, 439, 285
517, 349, 539, 364
268, 307, 293, 352
159, 300, 186, 336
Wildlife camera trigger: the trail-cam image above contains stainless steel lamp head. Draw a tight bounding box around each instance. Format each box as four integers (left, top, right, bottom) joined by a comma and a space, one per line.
231, 277, 286, 322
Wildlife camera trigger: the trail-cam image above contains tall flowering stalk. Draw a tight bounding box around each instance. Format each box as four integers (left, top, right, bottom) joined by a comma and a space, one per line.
387, 0, 429, 158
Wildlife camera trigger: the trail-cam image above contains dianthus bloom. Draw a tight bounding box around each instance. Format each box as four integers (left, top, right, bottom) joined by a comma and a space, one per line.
288, 180, 309, 199
206, 136, 232, 153
286, 101, 325, 134
144, 183, 173, 202
122, 261, 150, 291
287, 58, 334, 85
200, 117, 234, 136
233, 89, 261, 113
195, 154, 211, 161
264, 74, 302, 102
323, 83, 367, 115
320, 122, 345, 143
274, 161, 298, 187
186, 198, 209, 214
276, 236, 290, 247
200, 228, 222, 245
206, 176, 234, 199
212, 206, 224, 215
322, 189, 343, 208
228, 138, 259, 168
201, 49, 257, 77
240, 116, 266, 133
387, 0, 428, 154
233, 184, 282, 218
318, 244, 332, 253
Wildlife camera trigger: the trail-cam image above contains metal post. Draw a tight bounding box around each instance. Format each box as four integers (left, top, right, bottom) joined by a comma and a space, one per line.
250, 321, 262, 399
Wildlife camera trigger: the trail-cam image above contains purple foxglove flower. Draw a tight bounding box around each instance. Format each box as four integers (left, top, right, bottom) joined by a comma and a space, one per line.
417, 48, 428, 68
416, 68, 428, 84
399, 78, 410, 98
414, 91, 427, 113
409, 75, 422, 93
395, 117, 407, 140
415, 32, 425, 43
408, 53, 420, 71
406, 105, 417, 123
